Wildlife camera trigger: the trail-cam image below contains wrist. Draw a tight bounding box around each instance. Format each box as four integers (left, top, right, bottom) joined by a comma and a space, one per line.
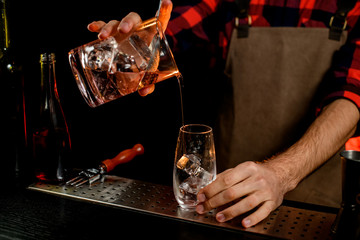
262, 152, 302, 195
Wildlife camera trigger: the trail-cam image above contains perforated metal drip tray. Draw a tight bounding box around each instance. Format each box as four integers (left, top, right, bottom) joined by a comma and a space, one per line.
28, 176, 336, 240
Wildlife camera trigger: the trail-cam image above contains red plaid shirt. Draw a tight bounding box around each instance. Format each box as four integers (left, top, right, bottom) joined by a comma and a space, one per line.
166, 0, 360, 137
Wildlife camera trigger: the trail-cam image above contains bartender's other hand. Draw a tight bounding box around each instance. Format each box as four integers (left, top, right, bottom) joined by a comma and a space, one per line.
87, 0, 173, 97
196, 161, 286, 228
87, 12, 142, 40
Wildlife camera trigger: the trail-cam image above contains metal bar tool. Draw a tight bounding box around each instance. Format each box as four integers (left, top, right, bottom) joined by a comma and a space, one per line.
66, 144, 144, 187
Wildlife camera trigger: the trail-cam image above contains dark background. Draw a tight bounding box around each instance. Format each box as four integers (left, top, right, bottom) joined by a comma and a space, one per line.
7, 0, 178, 185
6, 0, 220, 186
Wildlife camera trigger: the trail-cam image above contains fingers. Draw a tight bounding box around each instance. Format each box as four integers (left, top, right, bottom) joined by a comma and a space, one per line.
87, 21, 106, 32
117, 12, 142, 34
98, 20, 121, 40
241, 201, 277, 227
87, 20, 120, 40
196, 161, 283, 227
195, 163, 254, 215
87, 12, 142, 40
138, 84, 155, 97
87, 0, 172, 39
215, 192, 276, 226
198, 162, 254, 200
197, 176, 255, 213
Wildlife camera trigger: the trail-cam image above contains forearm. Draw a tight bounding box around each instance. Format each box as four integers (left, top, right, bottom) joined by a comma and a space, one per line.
266, 99, 359, 193
196, 99, 359, 227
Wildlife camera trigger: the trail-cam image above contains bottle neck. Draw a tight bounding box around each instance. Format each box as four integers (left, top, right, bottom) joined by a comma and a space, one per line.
41, 61, 55, 108
0, 0, 10, 58
41, 61, 56, 89
37, 53, 71, 147
39, 53, 62, 129
40, 54, 58, 106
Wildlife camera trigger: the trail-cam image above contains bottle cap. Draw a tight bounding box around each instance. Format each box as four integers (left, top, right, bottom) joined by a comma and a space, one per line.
40, 53, 56, 62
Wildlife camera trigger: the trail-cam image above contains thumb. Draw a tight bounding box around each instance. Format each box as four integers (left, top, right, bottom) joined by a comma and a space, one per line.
138, 84, 155, 97
156, 0, 173, 31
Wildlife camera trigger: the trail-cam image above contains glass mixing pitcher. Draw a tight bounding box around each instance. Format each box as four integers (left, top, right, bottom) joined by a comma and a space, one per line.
69, 17, 180, 107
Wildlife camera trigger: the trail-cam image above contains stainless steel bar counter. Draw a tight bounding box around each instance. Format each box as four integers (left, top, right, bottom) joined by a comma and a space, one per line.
2, 175, 335, 240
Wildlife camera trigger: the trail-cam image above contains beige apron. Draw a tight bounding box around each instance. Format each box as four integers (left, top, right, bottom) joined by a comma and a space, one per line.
218, 27, 347, 207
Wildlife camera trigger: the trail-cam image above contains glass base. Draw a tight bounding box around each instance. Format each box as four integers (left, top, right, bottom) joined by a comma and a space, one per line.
177, 200, 198, 211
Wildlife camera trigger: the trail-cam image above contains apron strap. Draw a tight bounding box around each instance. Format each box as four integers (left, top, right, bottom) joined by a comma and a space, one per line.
234, 0, 251, 38
234, 0, 357, 41
329, 0, 357, 41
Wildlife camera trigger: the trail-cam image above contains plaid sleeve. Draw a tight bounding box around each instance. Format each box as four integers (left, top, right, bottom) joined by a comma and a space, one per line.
166, 0, 236, 67
166, 0, 221, 46
166, 0, 234, 53
317, 2, 360, 115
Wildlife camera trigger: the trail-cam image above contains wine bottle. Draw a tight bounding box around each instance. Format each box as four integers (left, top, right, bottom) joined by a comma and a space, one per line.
32, 53, 71, 182
0, 0, 28, 181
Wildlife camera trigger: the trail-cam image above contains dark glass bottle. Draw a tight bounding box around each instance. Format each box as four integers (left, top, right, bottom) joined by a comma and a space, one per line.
32, 53, 71, 182
0, 0, 28, 181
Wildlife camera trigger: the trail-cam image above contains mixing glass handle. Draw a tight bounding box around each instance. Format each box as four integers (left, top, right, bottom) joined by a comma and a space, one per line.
101, 144, 144, 173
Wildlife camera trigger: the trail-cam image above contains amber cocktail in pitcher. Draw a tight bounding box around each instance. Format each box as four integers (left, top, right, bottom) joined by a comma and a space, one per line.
69, 17, 179, 107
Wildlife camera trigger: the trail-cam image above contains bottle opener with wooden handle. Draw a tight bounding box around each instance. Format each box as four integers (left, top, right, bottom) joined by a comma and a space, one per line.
66, 144, 144, 187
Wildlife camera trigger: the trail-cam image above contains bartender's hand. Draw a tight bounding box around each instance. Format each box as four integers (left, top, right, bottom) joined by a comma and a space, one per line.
197, 99, 359, 228
87, 0, 173, 96
196, 161, 288, 228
